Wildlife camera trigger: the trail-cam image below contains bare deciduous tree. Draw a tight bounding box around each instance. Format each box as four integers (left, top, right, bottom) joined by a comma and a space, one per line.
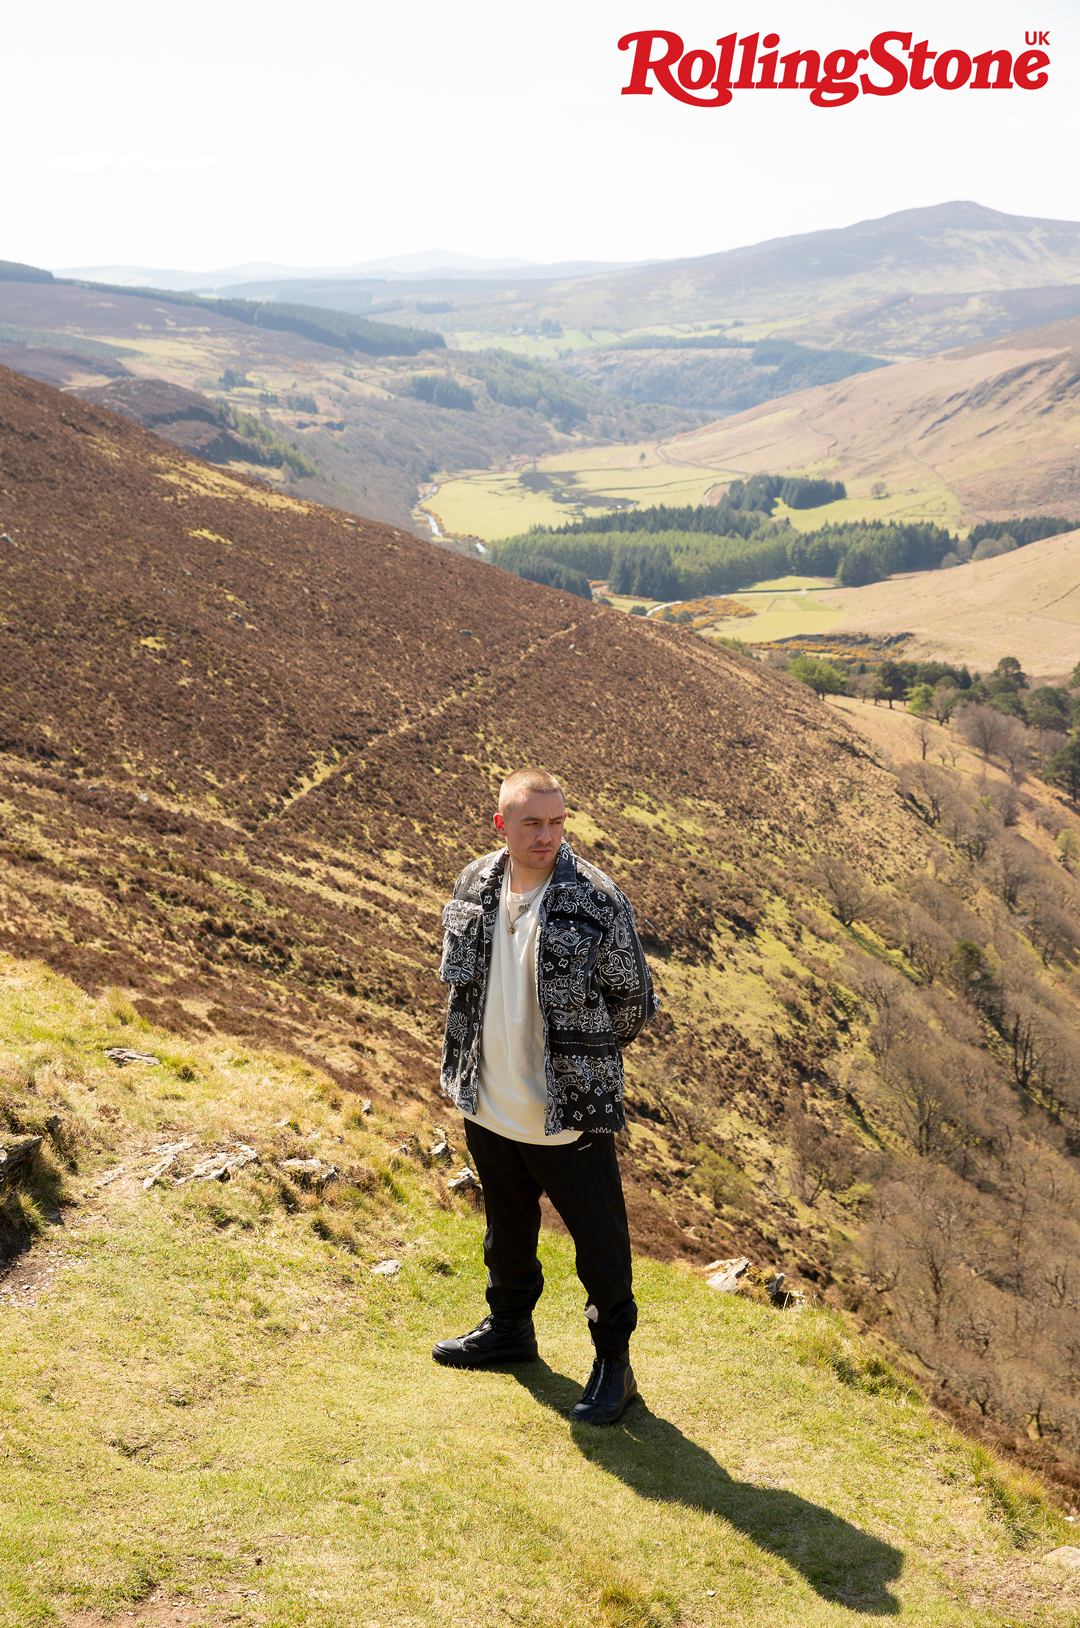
983, 777, 1023, 827
910, 717, 933, 761
808, 854, 874, 927
1021, 880, 1080, 967
995, 715, 1033, 784
900, 760, 952, 826
783, 1105, 859, 1206
958, 703, 1011, 760
987, 833, 1036, 910
888, 1041, 964, 1160
932, 683, 960, 724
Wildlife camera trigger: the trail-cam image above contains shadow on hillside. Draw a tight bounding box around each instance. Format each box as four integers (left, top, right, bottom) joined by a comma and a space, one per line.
513, 1362, 903, 1614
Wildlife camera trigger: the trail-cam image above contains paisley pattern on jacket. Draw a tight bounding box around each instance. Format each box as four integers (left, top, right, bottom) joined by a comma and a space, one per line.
438, 842, 659, 1135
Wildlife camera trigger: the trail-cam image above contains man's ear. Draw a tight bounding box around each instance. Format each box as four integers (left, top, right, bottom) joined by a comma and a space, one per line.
493, 811, 505, 833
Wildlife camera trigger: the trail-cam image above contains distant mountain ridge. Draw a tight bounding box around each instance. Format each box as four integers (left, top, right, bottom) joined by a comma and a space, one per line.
29, 201, 1080, 356
378, 201, 1080, 355
53, 251, 657, 293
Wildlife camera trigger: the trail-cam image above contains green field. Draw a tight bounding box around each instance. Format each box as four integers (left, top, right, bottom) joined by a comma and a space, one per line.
439, 327, 624, 359
775, 488, 967, 532
601, 585, 849, 644
604, 581, 847, 643
740, 576, 837, 592
428, 459, 735, 542
429, 437, 969, 548
723, 590, 847, 644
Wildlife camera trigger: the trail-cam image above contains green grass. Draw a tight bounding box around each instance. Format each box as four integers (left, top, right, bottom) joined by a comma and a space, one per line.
713, 592, 847, 645
433, 450, 969, 553
0, 953, 1074, 1627
432, 461, 732, 544
774, 485, 966, 533
739, 577, 836, 592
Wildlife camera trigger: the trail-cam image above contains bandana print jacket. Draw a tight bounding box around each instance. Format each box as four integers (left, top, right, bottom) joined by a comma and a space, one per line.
438, 842, 659, 1135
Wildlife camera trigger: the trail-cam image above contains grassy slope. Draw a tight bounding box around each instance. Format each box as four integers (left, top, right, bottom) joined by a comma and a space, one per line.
646, 338, 1080, 527
3, 954, 1076, 1628
6, 364, 1080, 1533
825, 527, 1080, 671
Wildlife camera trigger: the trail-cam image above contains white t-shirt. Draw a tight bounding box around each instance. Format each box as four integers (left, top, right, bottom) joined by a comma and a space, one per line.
466, 864, 581, 1146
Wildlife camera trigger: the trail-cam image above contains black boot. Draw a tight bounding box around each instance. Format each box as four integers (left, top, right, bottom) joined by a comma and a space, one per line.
570, 1350, 638, 1425
432, 1313, 539, 1368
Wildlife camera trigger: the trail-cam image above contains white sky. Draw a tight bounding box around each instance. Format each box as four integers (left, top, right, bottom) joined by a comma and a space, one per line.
2, 0, 1076, 273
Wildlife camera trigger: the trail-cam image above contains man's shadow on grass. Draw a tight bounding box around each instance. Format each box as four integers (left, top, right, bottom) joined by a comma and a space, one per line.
512, 1362, 903, 1615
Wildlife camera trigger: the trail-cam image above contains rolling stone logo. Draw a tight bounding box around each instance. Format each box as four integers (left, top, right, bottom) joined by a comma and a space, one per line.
618, 29, 1051, 107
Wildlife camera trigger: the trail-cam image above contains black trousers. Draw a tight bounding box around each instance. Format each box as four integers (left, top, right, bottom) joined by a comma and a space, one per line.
463, 1119, 637, 1357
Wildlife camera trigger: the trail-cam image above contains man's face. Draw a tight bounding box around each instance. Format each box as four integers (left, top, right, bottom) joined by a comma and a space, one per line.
494, 790, 566, 876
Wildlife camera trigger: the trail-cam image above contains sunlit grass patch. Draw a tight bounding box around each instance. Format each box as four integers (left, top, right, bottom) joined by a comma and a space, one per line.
0, 953, 1075, 1627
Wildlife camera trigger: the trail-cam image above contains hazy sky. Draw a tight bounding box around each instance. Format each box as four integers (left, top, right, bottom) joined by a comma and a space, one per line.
3, 0, 1076, 272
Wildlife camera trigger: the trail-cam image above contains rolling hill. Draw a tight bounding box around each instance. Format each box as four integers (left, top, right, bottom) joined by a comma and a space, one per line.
825, 526, 1080, 669
433, 308, 1080, 572
371, 202, 1080, 357
45, 204, 1080, 368
3, 360, 1080, 1495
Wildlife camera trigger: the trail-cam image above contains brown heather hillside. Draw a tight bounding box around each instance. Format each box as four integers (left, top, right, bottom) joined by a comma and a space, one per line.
3, 362, 1080, 1493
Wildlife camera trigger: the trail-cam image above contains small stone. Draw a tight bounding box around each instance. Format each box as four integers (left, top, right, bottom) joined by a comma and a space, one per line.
360, 1100, 372, 1115
430, 1141, 451, 1162
371, 1259, 401, 1277
105, 1047, 161, 1068
182, 1144, 259, 1184
141, 1135, 197, 1188
1045, 1547, 1080, 1571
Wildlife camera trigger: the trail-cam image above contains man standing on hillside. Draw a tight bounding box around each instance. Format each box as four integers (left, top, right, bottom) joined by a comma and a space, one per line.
434, 768, 658, 1426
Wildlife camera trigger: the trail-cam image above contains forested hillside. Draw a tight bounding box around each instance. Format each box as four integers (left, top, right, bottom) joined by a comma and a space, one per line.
489, 492, 1077, 600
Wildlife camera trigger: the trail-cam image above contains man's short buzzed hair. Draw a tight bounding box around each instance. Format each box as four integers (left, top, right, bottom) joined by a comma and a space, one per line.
498, 768, 565, 810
